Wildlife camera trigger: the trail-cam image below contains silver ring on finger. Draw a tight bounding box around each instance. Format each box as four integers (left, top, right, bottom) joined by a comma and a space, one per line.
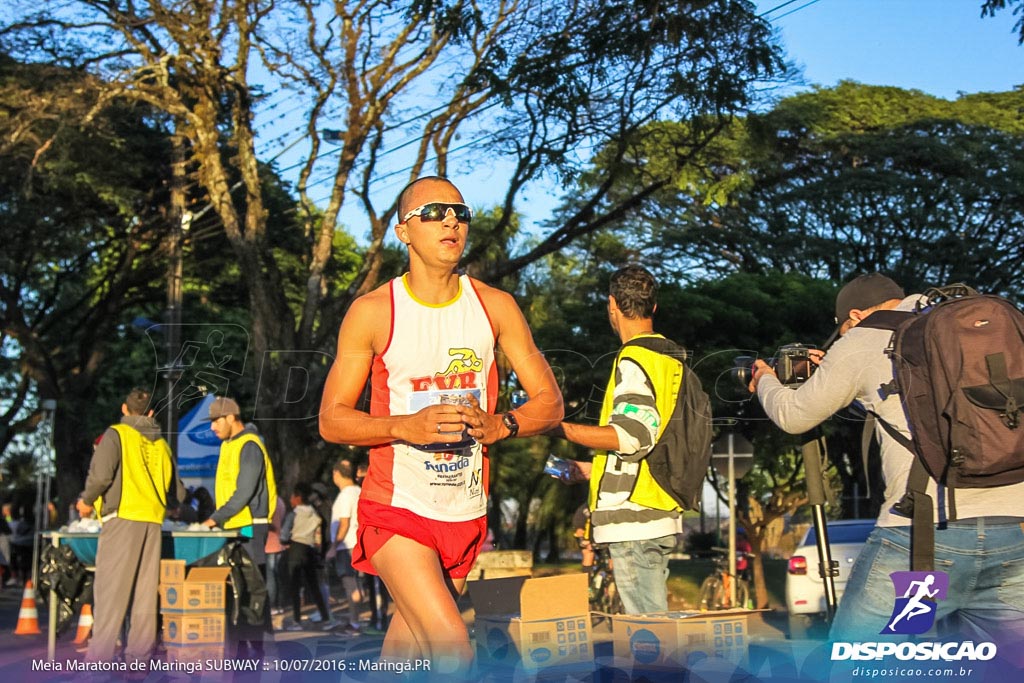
436, 422, 441, 434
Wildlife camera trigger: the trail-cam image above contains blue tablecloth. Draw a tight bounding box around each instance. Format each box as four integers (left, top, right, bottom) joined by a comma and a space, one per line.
162, 534, 231, 565
63, 536, 100, 565
56, 531, 235, 566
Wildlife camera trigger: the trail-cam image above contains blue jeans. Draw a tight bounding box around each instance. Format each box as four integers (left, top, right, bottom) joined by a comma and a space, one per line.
830, 520, 1024, 664
608, 534, 675, 615
265, 551, 284, 611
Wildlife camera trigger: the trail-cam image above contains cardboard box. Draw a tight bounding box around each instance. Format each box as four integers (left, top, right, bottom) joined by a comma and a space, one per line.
159, 566, 232, 612
469, 573, 592, 671
467, 550, 534, 581
612, 610, 753, 669
160, 559, 186, 584
165, 643, 224, 665
162, 612, 226, 645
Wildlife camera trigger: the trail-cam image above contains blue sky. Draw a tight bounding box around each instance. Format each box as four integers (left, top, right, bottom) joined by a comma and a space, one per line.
758, 0, 1022, 99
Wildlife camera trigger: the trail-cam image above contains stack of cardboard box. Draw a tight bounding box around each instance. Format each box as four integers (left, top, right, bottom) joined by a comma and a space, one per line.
158, 559, 232, 664
612, 609, 755, 671
469, 573, 592, 672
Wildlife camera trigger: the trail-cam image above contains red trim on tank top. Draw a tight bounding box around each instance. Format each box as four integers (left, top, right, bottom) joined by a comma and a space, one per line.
467, 277, 498, 344
378, 280, 397, 357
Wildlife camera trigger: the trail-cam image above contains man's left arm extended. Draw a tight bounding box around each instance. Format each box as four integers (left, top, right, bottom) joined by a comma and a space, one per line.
556, 358, 660, 460
555, 422, 620, 451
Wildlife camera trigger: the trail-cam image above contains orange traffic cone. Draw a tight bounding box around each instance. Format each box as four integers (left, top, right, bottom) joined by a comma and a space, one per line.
72, 603, 93, 644
14, 580, 41, 635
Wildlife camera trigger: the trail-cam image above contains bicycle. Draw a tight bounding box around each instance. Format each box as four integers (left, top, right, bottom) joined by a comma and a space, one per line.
698, 549, 751, 611
583, 541, 623, 616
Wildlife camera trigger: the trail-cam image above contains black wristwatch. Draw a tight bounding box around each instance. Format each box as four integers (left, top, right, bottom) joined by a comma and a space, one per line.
501, 412, 520, 439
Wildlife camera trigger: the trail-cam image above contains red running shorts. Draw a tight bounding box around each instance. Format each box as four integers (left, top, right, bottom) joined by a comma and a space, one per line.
352, 498, 487, 579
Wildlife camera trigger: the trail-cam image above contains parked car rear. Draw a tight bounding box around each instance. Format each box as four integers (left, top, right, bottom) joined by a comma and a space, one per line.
786, 519, 875, 638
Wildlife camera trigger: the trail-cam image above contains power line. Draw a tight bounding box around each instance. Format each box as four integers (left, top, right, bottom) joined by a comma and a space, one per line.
759, 0, 804, 18
771, 0, 825, 22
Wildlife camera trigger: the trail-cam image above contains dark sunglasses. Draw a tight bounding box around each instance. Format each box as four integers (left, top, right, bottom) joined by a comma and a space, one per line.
401, 202, 473, 225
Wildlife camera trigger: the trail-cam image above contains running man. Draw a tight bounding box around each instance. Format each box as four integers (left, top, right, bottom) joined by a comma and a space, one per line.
887, 574, 940, 632
319, 176, 563, 674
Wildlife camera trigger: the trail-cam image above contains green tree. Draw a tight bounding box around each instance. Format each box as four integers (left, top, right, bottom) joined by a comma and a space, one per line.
608, 83, 1024, 298
982, 0, 1024, 43
0, 55, 175, 512
1, 0, 786, 486
0, 54, 324, 511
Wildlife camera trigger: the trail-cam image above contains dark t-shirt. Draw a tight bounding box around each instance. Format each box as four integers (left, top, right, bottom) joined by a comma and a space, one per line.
572, 504, 590, 533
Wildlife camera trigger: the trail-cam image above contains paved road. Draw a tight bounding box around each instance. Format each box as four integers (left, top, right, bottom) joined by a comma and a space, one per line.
0, 577, 797, 682
0, 581, 389, 679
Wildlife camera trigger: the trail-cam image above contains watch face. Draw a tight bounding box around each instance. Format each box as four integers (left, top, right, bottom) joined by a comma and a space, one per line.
503, 413, 519, 435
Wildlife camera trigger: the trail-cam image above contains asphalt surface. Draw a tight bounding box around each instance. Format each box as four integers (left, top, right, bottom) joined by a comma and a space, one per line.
0, 577, 796, 682
0, 579, 383, 678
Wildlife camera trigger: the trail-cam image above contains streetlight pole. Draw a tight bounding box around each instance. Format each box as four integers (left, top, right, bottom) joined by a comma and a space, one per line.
727, 433, 738, 607
32, 399, 57, 590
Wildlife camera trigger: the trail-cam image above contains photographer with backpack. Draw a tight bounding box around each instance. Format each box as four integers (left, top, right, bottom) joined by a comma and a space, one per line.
747, 273, 1024, 653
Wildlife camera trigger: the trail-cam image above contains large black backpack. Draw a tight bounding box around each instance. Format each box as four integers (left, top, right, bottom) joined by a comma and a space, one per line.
622, 336, 713, 511
859, 284, 1024, 570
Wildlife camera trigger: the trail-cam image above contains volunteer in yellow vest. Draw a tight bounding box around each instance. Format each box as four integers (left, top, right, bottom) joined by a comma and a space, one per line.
201, 395, 277, 660
549, 265, 681, 615
76, 387, 185, 665
201, 396, 277, 568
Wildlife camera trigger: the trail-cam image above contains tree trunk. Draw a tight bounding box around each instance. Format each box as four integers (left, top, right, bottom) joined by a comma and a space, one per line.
749, 534, 770, 609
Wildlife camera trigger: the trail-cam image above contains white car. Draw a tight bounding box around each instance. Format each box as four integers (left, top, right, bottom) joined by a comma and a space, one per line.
785, 519, 875, 638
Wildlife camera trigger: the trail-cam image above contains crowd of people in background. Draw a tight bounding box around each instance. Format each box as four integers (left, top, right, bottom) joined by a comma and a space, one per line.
260, 457, 388, 635
0, 502, 35, 589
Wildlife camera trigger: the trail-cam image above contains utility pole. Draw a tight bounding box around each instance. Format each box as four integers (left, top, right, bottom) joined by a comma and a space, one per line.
163, 134, 188, 459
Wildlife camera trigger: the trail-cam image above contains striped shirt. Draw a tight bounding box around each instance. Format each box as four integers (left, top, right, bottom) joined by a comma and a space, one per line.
592, 356, 679, 543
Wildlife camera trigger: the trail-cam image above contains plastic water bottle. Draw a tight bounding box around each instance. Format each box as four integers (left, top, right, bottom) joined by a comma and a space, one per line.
544, 454, 572, 481
510, 390, 528, 409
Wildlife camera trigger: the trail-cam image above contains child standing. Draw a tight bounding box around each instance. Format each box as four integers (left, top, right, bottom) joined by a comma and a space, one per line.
281, 483, 339, 630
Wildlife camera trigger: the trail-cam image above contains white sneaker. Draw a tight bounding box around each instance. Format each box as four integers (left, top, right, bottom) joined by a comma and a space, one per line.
322, 618, 343, 631
307, 613, 324, 623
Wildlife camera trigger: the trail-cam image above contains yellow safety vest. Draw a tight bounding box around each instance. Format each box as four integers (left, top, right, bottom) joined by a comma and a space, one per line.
214, 433, 277, 529
589, 335, 682, 513
102, 424, 174, 523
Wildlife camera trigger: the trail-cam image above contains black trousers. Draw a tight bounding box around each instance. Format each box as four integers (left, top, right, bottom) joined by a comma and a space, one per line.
286, 542, 329, 622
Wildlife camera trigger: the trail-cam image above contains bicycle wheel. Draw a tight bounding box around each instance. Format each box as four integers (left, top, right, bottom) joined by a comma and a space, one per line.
698, 576, 721, 611
589, 571, 604, 612
593, 570, 613, 613
735, 580, 750, 610
605, 576, 623, 615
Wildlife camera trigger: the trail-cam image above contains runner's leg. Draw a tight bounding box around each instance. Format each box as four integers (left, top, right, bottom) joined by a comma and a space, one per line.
372, 534, 473, 672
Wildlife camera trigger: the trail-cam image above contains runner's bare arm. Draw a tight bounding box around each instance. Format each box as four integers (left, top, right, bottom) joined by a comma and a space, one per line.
318, 292, 470, 447
465, 285, 564, 444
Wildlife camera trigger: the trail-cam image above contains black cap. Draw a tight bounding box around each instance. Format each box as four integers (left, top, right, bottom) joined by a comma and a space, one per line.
824, 273, 905, 348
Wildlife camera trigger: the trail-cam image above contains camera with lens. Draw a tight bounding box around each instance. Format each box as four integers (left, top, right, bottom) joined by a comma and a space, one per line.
732, 343, 817, 387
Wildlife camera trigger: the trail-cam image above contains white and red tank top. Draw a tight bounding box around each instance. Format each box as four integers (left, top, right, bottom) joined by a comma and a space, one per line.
362, 274, 498, 521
